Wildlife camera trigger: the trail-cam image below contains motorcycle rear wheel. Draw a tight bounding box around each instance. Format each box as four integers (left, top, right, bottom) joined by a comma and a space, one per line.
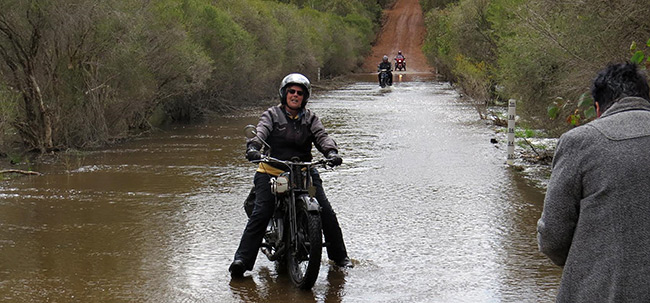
287, 205, 322, 289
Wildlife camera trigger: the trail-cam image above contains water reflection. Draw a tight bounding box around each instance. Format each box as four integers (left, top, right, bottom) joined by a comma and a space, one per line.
229, 266, 348, 303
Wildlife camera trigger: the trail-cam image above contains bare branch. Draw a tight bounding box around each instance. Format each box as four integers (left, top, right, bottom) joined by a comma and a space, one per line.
0, 169, 43, 176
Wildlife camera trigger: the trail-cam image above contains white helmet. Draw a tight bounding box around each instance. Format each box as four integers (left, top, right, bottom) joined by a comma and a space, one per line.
279, 73, 311, 107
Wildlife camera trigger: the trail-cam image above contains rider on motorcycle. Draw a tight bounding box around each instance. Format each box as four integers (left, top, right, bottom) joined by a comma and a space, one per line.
394, 51, 406, 70
378, 55, 393, 85
229, 73, 353, 278
395, 50, 405, 61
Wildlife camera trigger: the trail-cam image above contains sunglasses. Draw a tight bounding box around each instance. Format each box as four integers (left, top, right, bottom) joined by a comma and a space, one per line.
287, 88, 304, 96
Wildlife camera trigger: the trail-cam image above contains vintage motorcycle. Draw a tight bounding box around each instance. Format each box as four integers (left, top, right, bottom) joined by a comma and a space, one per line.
395, 57, 406, 71
378, 68, 392, 88
243, 125, 332, 289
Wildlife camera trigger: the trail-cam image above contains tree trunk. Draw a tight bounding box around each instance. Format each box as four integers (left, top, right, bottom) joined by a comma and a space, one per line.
30, 74, 53, 152
0, 8, 53, 153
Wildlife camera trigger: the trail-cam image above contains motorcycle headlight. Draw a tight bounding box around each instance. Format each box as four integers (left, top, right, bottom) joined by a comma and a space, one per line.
271, 174, 290, 194
276, 175, 289, 193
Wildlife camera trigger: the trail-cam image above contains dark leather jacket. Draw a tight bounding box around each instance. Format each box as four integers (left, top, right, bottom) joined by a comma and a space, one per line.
378, 61, 392, 71
248, 105, 338, 162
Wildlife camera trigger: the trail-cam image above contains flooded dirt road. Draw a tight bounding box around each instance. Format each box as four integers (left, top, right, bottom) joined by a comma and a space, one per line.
0, 74, 561, 302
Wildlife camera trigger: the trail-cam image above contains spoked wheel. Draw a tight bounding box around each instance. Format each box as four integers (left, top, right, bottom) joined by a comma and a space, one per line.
287, 205, 322, 289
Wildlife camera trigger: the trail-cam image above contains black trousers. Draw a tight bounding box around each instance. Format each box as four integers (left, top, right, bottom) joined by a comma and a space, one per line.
233, 170, 349, 270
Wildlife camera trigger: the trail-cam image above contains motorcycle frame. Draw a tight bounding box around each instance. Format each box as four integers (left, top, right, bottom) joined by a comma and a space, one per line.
282, 163, 321, 257
265, 158, 324, 262
245, 127, 325, 267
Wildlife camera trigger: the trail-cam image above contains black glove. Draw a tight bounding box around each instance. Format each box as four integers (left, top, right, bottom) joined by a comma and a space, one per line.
326, 151, 342, 167
246, 148, 262, 162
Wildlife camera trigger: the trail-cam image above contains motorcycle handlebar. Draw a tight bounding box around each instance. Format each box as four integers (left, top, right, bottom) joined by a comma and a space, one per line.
252, 155, 330, 168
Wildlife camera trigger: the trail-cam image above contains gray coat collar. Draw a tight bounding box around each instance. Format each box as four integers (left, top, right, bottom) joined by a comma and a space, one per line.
601, 96, 650, 118
590, 97, 650, 140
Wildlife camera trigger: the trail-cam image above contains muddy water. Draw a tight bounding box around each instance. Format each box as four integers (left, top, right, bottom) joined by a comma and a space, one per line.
0, 74, 561, 302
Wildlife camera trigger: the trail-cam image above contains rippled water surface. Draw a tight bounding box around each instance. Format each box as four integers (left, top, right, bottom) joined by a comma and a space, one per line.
0, 74, 561, 302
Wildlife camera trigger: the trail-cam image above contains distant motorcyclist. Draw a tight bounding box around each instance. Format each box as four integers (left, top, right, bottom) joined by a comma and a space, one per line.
394, 51, 406, 70
377, 55, 393, 86
395, 50, 405, 61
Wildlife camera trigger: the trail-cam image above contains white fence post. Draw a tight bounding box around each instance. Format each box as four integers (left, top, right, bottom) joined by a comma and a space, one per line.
507, 99, 516, 165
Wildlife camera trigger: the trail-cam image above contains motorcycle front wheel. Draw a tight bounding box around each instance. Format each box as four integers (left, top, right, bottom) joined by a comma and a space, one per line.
287, 205, 322, 289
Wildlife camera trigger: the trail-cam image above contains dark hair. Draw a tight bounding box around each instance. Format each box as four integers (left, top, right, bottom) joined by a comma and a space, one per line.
591, 62, 650, 112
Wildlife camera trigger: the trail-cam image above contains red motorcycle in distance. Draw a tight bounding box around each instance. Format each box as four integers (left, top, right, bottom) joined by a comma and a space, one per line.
395, 57, 406, 71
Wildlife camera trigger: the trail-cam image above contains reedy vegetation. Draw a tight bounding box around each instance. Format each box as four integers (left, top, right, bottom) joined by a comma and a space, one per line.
0, 0, 384, 154
421, 0, 650, 135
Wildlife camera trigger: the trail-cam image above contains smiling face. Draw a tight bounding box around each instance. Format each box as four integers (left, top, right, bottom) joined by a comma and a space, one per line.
284, 84, 304, 113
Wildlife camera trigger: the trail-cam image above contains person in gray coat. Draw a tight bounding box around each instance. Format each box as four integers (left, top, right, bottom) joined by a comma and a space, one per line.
537, 62, 650, 302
